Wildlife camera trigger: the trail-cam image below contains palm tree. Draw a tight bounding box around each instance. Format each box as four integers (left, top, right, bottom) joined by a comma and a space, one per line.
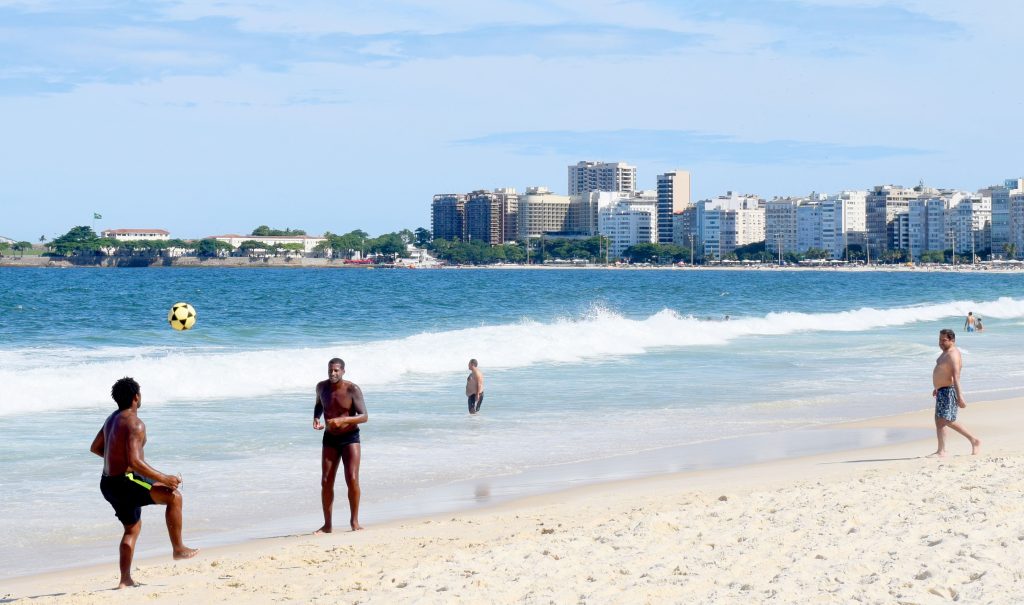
1003, 242, 1018, 260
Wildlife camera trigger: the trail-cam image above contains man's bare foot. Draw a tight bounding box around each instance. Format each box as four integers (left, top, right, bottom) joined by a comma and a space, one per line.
925, 450, 946, 458
351, 521, 363, 531
173, 547, 199, 560
117, 578, 140, 589
314, 524, 332, 534
971, 439, 981, 455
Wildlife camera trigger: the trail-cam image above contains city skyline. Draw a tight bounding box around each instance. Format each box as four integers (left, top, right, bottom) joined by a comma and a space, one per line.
1, 1, 1022, 240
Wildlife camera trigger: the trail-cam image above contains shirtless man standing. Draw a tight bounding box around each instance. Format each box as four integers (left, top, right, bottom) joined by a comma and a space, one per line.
90, 377, 198, 589
930, 329, 981, 457
313, 358, 368, 532
466, 358, 485, 414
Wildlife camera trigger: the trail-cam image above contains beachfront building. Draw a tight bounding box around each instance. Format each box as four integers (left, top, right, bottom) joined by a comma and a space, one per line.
431, 194, 467, 241
866, 185, 925, 255
101, 228, 171, 241
948, 195, 991, 257
569, 191, 616, 236
765, 198, 802, 256
656, 170, 692, 244
598, 196, 658, 258
568, 161, 637, 196
672, 206, 699, 252
465, 188, 518, 245
517, 187, 572, 239
821, 191, 868, 259
796, 202, 823, 252
1009, 189, 1024, 258
981, 185, 1011, 256
210, 234, 326, 254
697, 193, 765, 260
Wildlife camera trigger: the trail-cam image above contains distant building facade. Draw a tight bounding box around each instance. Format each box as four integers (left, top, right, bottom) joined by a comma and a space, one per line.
431, 194, 467, 241
517, 187, 572, 239
101, 229, 170, 241
568, 161, 637, 196
656, 170, 691, 244
209, 234, 326, 253
598, 195, 658, 258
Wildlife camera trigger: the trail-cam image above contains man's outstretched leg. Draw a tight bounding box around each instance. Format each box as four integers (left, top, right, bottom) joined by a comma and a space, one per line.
150, 486, 199, 559
341, 443, 362, 531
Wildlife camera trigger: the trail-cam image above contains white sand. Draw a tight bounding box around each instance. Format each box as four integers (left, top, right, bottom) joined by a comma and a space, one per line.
5, 399, 1023, 604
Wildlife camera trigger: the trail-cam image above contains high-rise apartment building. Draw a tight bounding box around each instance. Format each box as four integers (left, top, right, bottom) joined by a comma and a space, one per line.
981, 185, 1010, 254
431, 194, 467, 241
656, 170, 691, 244
598, 195, 658, 258
821, 191, 867, 259
765, 198, 802, 256
464, 188, 519, 245
866, 185, 924, 253
696, 193, 765, 259
568, 161, 637, 196
465, 190, 504, 245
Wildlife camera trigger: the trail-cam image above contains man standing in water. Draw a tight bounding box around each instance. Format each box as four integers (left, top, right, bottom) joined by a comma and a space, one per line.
313, 358, 368, 532
964, 311, 976, 332
467, 358, 485, 414
90, 377, 198, 589
930, 329, 981, 457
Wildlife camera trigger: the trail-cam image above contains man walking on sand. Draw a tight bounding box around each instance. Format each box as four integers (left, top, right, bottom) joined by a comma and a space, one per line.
90, 377, 198, 589
466, 358, 485, 414
929, 329, 981, 457
313, 358, 368, 533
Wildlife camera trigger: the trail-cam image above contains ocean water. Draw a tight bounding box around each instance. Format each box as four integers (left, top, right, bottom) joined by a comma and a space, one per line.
1, 266, 1023, 579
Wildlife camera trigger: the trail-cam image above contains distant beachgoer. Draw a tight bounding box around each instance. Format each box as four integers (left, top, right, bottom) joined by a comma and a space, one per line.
929, 329, 980, 457
90, 377, 198, 589
466, 359, 485, 414
313, 358, 368, 533
975, 317, 984, 332
964, 311, 976, 332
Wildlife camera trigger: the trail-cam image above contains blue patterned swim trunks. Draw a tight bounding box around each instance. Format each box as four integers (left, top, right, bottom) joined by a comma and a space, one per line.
935, 386, 958, 421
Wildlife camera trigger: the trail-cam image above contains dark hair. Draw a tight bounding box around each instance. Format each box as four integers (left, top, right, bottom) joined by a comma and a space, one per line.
469, 359, 478, 367
111, 377, 140, 410
940, 328, 956, 341
328, 357, 345, 369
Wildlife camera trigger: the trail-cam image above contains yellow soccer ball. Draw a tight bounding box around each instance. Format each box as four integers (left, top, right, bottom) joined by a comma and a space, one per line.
168, 302, 197, 331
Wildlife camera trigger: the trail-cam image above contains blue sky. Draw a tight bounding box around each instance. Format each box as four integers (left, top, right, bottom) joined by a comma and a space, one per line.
1, 0, 1021, 239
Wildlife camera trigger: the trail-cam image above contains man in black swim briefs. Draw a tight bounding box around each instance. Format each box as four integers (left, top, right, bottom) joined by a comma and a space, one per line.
313, 357, 368, 533
90, 377, 198, 589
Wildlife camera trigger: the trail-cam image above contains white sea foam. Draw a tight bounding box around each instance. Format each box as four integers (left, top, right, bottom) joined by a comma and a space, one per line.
2, 296, 1022, 416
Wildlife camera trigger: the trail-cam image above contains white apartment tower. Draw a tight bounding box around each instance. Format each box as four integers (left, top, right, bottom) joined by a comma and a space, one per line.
598, 195, 658, 258
568, 161, 637, 196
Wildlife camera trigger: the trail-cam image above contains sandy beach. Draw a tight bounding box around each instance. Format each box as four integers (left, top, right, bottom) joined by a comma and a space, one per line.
5, 398, 1022, 604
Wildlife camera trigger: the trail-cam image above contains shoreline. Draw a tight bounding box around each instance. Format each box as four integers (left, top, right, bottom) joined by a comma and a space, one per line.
2, 255, 1022, 272
6, 396, 1021, 602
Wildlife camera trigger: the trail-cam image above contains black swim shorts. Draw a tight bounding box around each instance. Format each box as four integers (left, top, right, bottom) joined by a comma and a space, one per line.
100, 472, 156, 525
323, 428, 360, 450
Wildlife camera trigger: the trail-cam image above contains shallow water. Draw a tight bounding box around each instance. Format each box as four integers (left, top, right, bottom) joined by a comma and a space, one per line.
1, 267, 1021, 578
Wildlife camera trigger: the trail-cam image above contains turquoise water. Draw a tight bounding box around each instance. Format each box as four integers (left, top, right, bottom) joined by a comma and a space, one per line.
2, 267, 1023, 578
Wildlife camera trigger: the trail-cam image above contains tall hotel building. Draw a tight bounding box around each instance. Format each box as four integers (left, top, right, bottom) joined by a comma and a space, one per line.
568, 161, 637, 196
656, 170, 691, 244
517, 187, 572, 239
431, 194, 467, 241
